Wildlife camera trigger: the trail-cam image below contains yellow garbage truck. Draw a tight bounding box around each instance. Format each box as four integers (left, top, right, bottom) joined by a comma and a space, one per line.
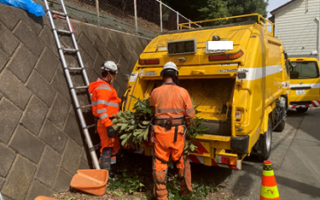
122, 14, 290, 169
288, 57, 320, 113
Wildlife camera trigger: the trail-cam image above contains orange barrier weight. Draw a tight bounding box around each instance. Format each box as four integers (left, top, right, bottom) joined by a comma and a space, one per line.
34, 196, 57, 200
70, 169, 109, 196
260, 160, 280, 200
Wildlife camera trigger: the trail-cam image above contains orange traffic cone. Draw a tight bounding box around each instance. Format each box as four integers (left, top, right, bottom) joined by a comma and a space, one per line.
260, 160, 280, 200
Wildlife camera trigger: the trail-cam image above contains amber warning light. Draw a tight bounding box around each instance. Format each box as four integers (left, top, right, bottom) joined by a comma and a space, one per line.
209, 50, 244, 61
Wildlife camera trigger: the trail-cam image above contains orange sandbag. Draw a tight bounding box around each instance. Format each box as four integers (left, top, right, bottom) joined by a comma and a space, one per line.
70, 169, 109, 196
34, 196, 57, 200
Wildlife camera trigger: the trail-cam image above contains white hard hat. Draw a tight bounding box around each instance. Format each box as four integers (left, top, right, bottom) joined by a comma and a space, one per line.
101, 61, 118, 73
160, 62, 178, 76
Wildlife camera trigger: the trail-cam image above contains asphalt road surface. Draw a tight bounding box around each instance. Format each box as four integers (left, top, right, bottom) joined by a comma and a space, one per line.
192, 107, 320, 200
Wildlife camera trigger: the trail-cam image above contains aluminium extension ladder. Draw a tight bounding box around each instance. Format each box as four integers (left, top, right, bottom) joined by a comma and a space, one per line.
43, 0, 100, 169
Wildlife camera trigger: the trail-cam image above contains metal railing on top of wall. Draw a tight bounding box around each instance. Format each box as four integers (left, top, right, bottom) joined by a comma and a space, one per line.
42, 0, 200, 38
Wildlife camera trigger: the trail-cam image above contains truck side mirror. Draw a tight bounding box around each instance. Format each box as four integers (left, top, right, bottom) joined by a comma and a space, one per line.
291, 62, 297, 68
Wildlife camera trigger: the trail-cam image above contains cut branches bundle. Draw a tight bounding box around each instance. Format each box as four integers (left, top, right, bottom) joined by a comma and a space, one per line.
112, 95, 208, 154
112, 96, 153, 147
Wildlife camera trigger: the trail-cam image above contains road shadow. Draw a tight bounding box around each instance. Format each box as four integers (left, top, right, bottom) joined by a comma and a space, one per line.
191, 163, 232, 186
276, 175, 320, 198
286, 108, 320, 143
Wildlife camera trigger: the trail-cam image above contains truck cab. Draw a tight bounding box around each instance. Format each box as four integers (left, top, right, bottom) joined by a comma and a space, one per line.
122, 14, 290, 169
289, 57, 320, 113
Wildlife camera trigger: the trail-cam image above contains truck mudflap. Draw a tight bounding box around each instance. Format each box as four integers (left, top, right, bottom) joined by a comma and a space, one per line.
289, 100, 320, 108
130, 147, 242, 170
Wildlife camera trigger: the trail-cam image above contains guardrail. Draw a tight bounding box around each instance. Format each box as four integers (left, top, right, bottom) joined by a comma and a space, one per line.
179, 13, 274, 37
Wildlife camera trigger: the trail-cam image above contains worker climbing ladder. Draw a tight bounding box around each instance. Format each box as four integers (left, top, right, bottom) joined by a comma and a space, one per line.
43, 0, 100, 169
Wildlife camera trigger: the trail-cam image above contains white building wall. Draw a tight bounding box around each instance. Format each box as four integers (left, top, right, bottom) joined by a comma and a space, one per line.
274, 0, 320, 58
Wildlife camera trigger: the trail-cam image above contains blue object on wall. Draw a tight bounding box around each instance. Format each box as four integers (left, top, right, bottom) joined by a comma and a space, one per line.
0, 0, 45, 17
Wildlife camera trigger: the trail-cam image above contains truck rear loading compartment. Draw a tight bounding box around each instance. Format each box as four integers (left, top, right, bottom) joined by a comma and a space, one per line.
132, 77, 236, 136
180, 78, 235, 136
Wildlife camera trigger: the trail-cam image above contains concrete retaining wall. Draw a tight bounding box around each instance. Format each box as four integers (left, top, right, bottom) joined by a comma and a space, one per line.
0, 4, 150, 200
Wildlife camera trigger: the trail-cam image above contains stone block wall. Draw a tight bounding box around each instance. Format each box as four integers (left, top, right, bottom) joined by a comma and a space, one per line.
0, 4, 150, 200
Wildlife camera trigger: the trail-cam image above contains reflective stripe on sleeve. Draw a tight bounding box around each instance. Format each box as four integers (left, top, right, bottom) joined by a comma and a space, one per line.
95, 100, 119, 108
111, 157, 116, 164
186, 107, 195, 114
100, 113, 108, 120
108, 102, 119, 108
97, 100, 109, 105
97, 108, 107, 114
91, 101, 97, 106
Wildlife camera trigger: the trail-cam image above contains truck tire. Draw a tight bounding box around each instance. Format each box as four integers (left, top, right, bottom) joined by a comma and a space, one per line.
258, 117, 272, 161
274, 119, 285, 132
296, 107, 308, 113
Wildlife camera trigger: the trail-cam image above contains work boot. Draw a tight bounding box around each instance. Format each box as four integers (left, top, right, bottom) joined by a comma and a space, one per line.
109, 163, 119, 180
178, 158, 192, 196
178, 169, 189, 196
99, 148, 111, 171
153, 171, 168, 200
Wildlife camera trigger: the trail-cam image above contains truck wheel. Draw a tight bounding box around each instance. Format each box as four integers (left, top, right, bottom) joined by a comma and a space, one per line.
258, 117, 272, 161
296, 107, 308, 113
274, 119, 285, 132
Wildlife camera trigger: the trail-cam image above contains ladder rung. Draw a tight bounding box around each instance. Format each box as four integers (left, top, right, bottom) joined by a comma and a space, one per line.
63, 48, 78, 53
85, 124, 96, 129
51, 10, 67, 16
79, 105, 92, 109
73, 86, 88, 89
57, 29, 72, 34
94, 143, 101, 150
67, 67, 83, 70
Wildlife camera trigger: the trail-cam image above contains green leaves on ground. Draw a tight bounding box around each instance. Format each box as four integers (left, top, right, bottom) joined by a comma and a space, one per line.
112, 95, 154, 148
107, 169, 145, 195
166, 174, 216, 200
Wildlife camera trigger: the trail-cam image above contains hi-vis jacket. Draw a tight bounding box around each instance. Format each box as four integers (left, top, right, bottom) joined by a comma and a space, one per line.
89, 80, 121, 127
150, 83, 195, 127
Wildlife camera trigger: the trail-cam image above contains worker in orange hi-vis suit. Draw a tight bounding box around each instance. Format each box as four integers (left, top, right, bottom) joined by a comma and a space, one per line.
149, 62, 195, 200
89, 61, 121, 179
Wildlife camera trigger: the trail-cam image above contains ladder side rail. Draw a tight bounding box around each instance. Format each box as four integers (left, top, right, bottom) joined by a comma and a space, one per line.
44, 0, 100, 169
59, 0, 90, 87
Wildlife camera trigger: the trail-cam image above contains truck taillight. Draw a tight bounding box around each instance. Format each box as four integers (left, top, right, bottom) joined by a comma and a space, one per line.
217, 156, 237, 166
139, 59, 160, 65
208, 50, 244, 61
209, 54, 228, 61
236, 110, 242, 121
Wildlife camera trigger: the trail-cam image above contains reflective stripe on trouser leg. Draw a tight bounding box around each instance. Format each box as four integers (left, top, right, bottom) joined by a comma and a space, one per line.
111, 156, 116, 164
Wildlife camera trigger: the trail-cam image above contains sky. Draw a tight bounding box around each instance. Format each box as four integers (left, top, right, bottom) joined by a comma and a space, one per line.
267, 0, 292, 17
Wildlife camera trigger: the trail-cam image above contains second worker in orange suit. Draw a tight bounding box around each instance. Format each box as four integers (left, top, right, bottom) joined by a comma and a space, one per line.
149, 62, 195, 200
89, 61, 121, 179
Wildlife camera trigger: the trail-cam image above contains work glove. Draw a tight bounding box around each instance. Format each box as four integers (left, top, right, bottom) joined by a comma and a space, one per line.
107, 126, 116, 138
